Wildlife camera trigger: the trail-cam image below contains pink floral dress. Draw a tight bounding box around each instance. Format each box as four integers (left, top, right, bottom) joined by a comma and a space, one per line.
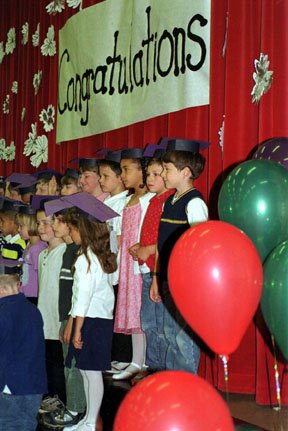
114, 202, 143, 334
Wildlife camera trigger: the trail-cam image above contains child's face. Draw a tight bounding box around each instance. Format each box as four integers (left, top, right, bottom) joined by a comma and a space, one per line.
17, 223, 30, 241
146, 163, 166, 194
161, 162, 184, 190
52, 215, 70, 239
79, 170, 100, 194
9, 189, 21, 201
0, 214, 17, 236
99, 166, 123, 195
120, 159, 142, 189
61, 183, 80, 196
68, 225, 81, 245
36, 211, 55, 243
36, 181, 49, 195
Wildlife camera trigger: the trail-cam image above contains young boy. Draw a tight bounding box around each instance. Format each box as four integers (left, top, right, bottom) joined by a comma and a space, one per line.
79, 158, 109, 201
129, 155, 174, 372
0, 274, 47, 431
151, 138, 209, 373
36, 200, 67, 408
98, 152, 132, 372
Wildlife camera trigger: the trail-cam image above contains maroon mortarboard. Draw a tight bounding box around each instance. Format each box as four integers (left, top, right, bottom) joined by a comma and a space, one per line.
6, 173, 35, 185
44, 192, 119, 222
31, 195, 59, 211
121, 148, 144, 159
166, 139, 210, 152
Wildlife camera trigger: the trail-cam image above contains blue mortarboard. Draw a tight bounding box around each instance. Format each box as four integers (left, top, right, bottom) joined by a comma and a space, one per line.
32, 169, 62, 182
0, 197, 24, 212
31, 195, 59, 211
44, 192, 119, 222
79, 158, 101, 170
6, 173, 35, 185
166, 139, 210, 153
63, 168, 79, 180
105, 150, 122, 163
121, 148, 144, 159
18, 204, 37, 216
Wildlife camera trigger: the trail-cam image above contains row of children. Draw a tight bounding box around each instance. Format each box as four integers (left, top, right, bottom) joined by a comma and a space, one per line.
0, 138, 209, 431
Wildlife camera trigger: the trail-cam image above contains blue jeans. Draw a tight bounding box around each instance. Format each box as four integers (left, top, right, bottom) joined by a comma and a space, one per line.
140, 273, 167, 370
0, 392, 42, 431
161, 282, 200, 373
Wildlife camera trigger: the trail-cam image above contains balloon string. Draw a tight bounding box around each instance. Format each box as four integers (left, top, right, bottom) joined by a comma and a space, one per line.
220, 354, 229, 402
271, 335, 281, 410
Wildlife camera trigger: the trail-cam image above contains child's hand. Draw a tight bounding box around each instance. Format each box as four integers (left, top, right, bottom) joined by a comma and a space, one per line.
73, 330, 83, 349
135, 246, 150, 262
48, 175, 57, 195
63, 317, 73, 344
129, 243, 140, 260
150, 279, 161, 303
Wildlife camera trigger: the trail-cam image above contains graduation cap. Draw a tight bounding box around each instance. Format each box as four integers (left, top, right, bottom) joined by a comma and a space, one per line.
121, 148, 144, 159
31, 195, 59, 211
0, 197, 24, 213
6, 173, 34, 185
32, 169, 62, 182
166, 138, 210, 153
79, 158, 101, 170
63, 168, 79, 180
15, 178, 38, 195
44, 192, 119, 222
0, 177, 6, 189
18, 204, 37, 216
105, 150, 122, 163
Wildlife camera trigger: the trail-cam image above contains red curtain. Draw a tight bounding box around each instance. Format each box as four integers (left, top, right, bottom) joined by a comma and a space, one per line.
1, 0, 288, 405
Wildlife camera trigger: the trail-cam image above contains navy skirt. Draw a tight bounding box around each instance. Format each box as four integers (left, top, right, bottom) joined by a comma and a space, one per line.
66, 317, 113, 371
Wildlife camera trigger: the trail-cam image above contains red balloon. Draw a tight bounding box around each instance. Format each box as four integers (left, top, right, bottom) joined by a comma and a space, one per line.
113, 371, 234, 431
168, 221, 263, 355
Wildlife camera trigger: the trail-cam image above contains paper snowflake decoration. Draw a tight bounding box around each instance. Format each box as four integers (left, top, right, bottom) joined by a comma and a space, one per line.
5, 27, 16, 54
21, 22, 29, 45
41, 25, 56, 56
3, 95, 10, 114
33, 70, 43, 95
46, 0, 65, 15
39, 104, 55, 132
218, 117, 225, 153
32, 23, 40, 47
21, 107, 26, 122
30, 135, 48, 167
67, 0, 83, 9
0, 42, 5, 64
0, 138, 6, 159
24, 123, 38, 156
251, 53, 273, 104
3, 141, 16, 161
11, 81, 18, 94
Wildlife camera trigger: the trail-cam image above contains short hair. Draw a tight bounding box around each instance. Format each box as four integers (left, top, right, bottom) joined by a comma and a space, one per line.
0, 209, 17, 220
16, 212, 38, 236
61, 174, 79, 187
0, 274, 20, 293
79, 165, 99, 175
162, 151, 205, 179
146, 157, 163, 169
99, 160, 122, 177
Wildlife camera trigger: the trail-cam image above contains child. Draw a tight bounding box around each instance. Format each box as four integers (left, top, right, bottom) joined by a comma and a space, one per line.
36, 201, 67, 406
0, 198, 26, 274
79, 158, 109, 201
0, 274, 47, 431
129, 155, 174, 371
151, 138, 209, 373
113, 148, 154, 380
98, 152, 132, 371
16, 205, 46, 305
61, 169, 81, 196
64, 201, 117, 431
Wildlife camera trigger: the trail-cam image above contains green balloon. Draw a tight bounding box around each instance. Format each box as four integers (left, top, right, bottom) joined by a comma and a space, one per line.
218, 160, 288, 261
261, 240, 288, 360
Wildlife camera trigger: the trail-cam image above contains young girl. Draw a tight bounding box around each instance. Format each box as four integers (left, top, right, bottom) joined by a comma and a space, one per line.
16, 206, 46, 305
113, 148, 154, 380
65, 206, 117, 431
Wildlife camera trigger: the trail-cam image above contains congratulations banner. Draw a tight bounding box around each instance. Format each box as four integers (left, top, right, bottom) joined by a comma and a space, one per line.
57, 0, 211, 142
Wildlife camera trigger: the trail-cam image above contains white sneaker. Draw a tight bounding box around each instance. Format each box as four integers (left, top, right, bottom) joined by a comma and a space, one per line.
105, 361, 129, 373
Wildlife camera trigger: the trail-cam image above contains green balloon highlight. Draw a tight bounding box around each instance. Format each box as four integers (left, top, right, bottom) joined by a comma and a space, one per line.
261, 240, 288, 360
218, 160, 288, 261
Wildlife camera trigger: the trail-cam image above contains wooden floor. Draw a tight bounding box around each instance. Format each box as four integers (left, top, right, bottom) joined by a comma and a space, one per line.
38, 374, 288, 430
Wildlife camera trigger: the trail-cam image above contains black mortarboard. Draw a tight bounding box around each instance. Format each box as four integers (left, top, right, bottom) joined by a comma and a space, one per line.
0, 197, 23, 212
18, 204, 37, 216
105, 150, 122, 163
0, 177, 6, 189
79, 158, 100, 170
44, 192, 119, 222
121, 148, 144, 159
31, 195, 59, 211
32, 169, 62, 182
63, 168, 79, 180
16, 178, 38, 195
166, 139, 210, 153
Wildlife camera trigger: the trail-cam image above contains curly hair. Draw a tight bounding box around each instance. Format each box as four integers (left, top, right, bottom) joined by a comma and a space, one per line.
64, 208, 117, 274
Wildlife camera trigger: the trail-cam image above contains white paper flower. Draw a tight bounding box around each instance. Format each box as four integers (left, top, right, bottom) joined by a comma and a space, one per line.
39, 104, 55, 132
0, 138, 6, 159
33, 70, 43, 95
5, 28, 16, 54
251, 53, 273, 104
24, 123, 38, 156
66, 0, 82, 9
41, 25, 56, 56
30, 135, 48, 167
46, 0, 65, 15
3, 95, 10, 114
3, 141, 16, 161
21, 107, 26, 122
0, 42, 5, 64
11, 81, 18, 94
32, 23, 40, 47
21, 22, 29, 45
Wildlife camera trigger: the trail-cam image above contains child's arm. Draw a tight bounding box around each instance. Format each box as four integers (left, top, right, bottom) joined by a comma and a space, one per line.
135, 244, 156, 262
62, 315, 74, 344
72, 315, 85, 349
150, 247, 161, 303
129, 242, 140, 260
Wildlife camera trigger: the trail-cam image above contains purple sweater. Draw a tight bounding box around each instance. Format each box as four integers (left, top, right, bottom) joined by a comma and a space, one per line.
20, 241, 47, 298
